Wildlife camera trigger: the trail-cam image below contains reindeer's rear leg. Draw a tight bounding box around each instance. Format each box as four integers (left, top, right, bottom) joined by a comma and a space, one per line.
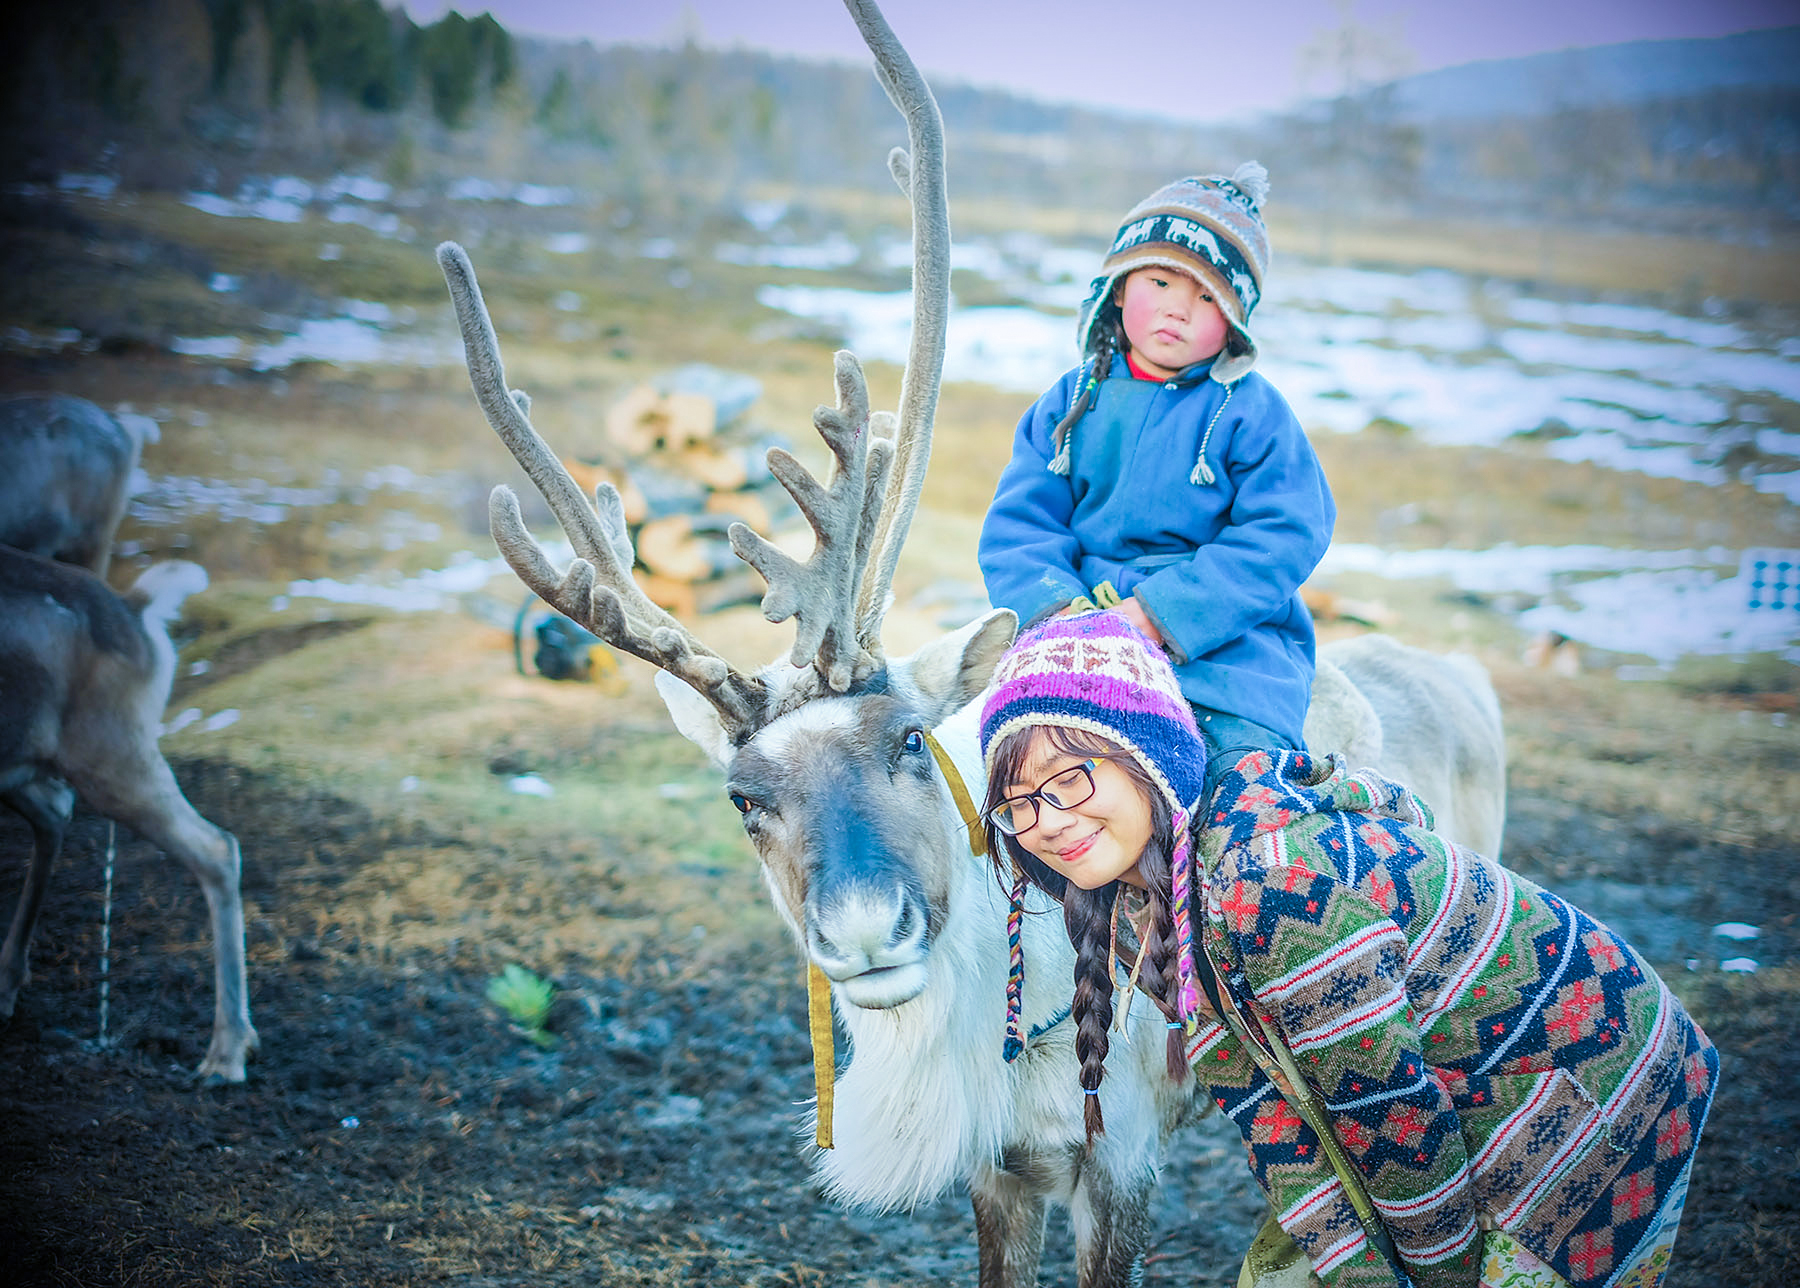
970, 1162, 1051, 1288
63, 748, 255, 1082
0, 774, 77, 1017
1071, 1148, 1156, 1288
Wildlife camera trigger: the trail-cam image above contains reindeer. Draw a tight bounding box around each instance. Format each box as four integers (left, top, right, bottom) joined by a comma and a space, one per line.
1307, 632, 1506, 859
439, 2, 1505, 1281
0, 394, 152, 578
0, 547, 256, 1082
0, 395, 253, 1081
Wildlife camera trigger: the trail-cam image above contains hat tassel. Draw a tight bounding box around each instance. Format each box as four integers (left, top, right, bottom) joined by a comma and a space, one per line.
1169, 809, 1201, 1027
1189, 387, 1231, 486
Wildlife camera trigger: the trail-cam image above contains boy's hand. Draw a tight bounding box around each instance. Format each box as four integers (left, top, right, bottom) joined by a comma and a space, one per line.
1115, 596, 1165, 647
1056, 592, 1165, 650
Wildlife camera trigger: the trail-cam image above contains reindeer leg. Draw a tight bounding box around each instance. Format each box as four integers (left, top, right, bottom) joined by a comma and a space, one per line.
66, 750, 256, 1082
0, 774, 77, 1017
970, 1163, 1050, 1288
1070, 1148, 1156, 1288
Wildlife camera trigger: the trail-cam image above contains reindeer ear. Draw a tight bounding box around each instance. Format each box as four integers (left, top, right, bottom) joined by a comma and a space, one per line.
900, 608, 1017, 710
655, 671, 734, 771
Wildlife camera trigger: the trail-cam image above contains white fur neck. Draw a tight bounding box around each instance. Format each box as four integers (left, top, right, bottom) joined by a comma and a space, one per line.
807, 700, 1083, 1211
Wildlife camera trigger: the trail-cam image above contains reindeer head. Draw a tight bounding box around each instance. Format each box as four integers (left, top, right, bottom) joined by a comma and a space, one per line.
440, 0, 1016, 1011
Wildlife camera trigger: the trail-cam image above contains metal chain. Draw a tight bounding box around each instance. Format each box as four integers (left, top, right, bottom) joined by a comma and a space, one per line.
97, 820, 115, 1047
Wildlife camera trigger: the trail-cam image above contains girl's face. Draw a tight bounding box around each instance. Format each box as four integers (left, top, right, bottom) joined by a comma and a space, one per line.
1004, 731, 1154, 890
1114, 266, 1229, 379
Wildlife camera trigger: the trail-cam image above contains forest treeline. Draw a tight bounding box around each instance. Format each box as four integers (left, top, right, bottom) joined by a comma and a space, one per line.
4, 0, 1796, 238
6, 0, 512, 139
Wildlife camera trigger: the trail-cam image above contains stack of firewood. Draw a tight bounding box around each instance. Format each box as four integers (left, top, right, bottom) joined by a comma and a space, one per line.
561, 369, 801, 617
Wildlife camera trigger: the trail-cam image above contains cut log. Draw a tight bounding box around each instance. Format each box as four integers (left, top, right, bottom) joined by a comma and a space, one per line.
636, 568, 766, 618
636, 514, 744, 582
1302, 586, 1392, 627
692, 567, 766, 615
606, 384, 717, 456
662, 392, 716, 447
625, 461, 709, 521
656, 364, 763, 430
636, 572, 697, 618
703, 479, 797, 533
562, 458, 647, 525
604, 385, 662, 456
674, 441, 766, 491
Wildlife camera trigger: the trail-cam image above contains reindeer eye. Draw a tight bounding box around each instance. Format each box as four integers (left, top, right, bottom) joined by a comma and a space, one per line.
903, 729, 926, 755
728, 792, 755, 815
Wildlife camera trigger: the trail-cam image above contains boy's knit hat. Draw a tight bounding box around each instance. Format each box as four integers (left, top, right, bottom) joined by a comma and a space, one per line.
1075, 162, 1272, 384
979, 611, 1209, 1059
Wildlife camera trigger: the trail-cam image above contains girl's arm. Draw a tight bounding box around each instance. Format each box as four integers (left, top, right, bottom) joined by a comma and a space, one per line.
979, 375, 1090, 624
1222, 860, 1483, 1288
1131, 383, 1334, 664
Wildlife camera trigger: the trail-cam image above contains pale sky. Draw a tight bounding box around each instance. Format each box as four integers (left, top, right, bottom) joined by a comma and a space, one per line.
398, 0, 1799, 122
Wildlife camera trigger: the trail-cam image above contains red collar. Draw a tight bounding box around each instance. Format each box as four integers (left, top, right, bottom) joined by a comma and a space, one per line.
1123, 350, 1165, 381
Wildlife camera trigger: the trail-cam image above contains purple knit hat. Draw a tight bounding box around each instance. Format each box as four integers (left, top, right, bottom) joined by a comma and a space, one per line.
979, 611, 1208, 1060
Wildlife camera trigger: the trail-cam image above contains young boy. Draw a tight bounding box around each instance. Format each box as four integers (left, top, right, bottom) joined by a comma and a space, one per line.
978, 164, 1335, 798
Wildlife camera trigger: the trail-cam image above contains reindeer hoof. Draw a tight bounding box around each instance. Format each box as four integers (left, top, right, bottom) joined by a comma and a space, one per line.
195, 1027, 257, 1085
195, 1055, 250, 1086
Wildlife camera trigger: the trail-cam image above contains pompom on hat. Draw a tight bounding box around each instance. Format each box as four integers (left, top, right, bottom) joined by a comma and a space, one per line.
979, 611, 1209, 1059
1075, 162, 1272, 385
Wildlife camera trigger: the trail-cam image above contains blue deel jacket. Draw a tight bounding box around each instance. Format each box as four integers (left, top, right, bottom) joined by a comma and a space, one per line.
978, 363, 1336, 748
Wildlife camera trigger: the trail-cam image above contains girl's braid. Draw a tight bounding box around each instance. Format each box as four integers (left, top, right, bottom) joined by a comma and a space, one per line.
1064, 882, 1117, 1143
1130, 832, 1193, 1081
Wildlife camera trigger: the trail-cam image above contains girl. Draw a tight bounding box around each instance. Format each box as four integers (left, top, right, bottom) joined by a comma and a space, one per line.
979, 611, 1716, 1288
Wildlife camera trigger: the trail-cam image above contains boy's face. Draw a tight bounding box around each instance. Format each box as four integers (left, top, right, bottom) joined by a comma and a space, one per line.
1113, 266, 1229, 379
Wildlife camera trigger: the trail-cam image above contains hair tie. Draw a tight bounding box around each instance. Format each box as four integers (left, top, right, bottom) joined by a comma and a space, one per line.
1083, 1088, 1100, 1096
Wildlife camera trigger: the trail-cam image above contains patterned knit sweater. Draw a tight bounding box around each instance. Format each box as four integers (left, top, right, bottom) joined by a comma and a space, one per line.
1184, 752, 1718, 1288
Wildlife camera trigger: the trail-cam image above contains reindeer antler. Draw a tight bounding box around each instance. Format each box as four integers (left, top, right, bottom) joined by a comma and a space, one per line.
728, 0, 949, 691
438, 243, 770, 734
846, 0, 950, 652
440, 0, 949, 722
727, 351, 895, 692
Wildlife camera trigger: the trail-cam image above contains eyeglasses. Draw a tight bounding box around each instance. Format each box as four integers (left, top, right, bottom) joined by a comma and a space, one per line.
986, 759, 1100, 836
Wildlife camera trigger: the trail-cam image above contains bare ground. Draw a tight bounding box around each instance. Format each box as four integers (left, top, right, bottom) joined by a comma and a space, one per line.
2, 688, 1796, 1287
1, 184, 1797, 1285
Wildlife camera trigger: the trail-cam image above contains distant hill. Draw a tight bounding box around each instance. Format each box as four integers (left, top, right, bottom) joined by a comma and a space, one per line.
1385, 26, 1800, 121
507, 24, 1800, 233
1248, 26, 1800, 232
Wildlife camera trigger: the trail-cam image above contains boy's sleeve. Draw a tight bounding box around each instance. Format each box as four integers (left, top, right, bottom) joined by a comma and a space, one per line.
1131, 382, 1335, 664
978, 375, 1090, 623
1223, 860, 1483, 1288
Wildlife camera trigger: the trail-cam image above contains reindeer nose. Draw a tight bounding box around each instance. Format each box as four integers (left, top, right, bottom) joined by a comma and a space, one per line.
808, 882, 928, 980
